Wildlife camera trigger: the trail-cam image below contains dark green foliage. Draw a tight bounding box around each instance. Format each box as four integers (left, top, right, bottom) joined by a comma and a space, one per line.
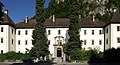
88, 49, 104, 63
30, 0, 49, 61
0, 51, 29, 62
89, 48, 120, 63
45, 0, 69, 18
62, 0, 82, 61
106, 0, 120, 12
0, 1, 4, 21
104, 48, 120, 63
71, 49, 89, 61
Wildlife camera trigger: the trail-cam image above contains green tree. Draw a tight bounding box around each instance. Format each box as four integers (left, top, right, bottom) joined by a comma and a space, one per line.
0, 1, 4, 21
45, 0, 69, 18
63, 0, 82, 61
106, 0, 120, 12
30, 0, 49, 61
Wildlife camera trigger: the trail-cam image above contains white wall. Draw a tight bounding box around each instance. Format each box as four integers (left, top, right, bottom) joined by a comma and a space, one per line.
9, 26, 16, 52
46, 28, 68, 57
0, 25, 9, 53
80, 28, 104, 51
16, 29, 33, 53
111, 24, 120, 48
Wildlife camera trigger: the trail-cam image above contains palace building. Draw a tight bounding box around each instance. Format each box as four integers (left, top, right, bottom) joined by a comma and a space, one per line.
1, 10, 120, 62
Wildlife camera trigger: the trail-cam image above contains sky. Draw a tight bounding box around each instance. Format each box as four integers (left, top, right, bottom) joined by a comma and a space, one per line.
1, 0, 50, 24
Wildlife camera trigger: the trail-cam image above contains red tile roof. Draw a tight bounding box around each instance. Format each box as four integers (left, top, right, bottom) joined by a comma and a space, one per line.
0, 14, 15, 28
15, 18, 105, 28
110, 12, 120, 23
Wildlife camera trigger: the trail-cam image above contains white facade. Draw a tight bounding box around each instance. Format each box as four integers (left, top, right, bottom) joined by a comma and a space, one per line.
1, 12, 120, 58
105, 24, 120, 50
0, 25, 15, 53
16, 29, 34, 53
80, 28, 104, 51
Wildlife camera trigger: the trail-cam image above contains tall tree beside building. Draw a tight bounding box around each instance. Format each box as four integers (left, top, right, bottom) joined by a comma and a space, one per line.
63, 0, 82, 60
0, 1, 4, 21
30, 0, 49, 61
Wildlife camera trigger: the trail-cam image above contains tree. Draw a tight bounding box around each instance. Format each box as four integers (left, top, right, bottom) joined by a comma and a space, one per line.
45, 0, 69, 18
30, 0, 49, 61
63, 0, 82, 61
0, 1, 4, 21
106, 0, 120, 12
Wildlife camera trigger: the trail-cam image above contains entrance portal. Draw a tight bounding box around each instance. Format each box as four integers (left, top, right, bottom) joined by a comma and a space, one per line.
57, 48, 62, 57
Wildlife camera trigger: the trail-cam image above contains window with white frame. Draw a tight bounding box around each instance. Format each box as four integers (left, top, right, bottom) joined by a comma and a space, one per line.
18, 30, 20, 35
25, 30, 28, 35
12, 39, 14, 44
99, 40, 102, 45
106, 39, 108, 44
18, 40, 20, 45
48, 30, 50, 35
117, 26, 120, 31
84, 30, 86, 35
12, 28, 14, 34
106, 28, 108, 33
92, 40, 94, 45
25, 40, 28, 45
117, 37, 120, 43
92, 30, 94, 35
58, 30, 61, 34
1, 38, 3, 43
1, 27, 3, 32
84, 40, 86, 45
99, 30, 102, 34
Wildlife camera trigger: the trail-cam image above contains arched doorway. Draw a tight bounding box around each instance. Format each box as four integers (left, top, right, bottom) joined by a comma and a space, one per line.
57, 48, 62, 57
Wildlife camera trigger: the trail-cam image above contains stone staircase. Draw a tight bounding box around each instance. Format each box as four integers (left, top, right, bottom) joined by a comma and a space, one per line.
54, 57, 62, 63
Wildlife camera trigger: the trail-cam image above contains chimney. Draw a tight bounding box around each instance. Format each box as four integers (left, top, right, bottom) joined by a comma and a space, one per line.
25, 16, 28, 23
53, 15, 55, 22
92, 15, 95, 22
4, 9, 8, 15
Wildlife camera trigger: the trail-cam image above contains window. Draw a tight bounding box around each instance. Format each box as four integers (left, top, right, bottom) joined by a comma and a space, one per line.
84, 40, 86, 45
1, 27, 3, 32
84, 30, 86, 35
1, 38, 3, 43
99, 30, 102, 34
12, 39, 13, 44
12, 29, 13, 34
1, 50, 3, 54
57, 40, 62, 45
48, 30, 50, 35
18, 40, 20, 45
18, 30, 20, 35
106, 28, 108, 33
117, 38, 120, 43
92, 30, 94, 35
106, 39, 108, 44
58, 30, 61, 34
99, 40, 102, 45
117, 26, 120, 31
25, 40, 28, 45
60, 40, 62, 45
92, 40, 94, 45
25, 30, 28, 35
